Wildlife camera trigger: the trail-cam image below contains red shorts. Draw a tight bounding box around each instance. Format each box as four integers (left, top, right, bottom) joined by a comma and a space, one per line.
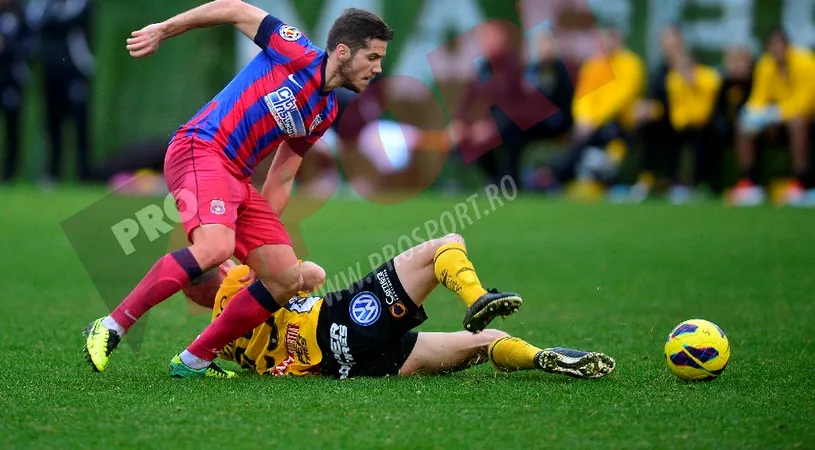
164, 135, 292, 261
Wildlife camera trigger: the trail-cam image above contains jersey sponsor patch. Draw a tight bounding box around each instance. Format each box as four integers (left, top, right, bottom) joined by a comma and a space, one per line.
268, 323, 309, 375
263, 86, 306, 138
349, 291, 381, 326
279, 24, 302, 41
389, 301, 407, 319
330, 323, 354, 379
376, 269, 400, 306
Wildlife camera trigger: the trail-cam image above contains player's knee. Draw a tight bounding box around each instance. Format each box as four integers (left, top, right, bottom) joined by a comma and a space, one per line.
192, 242, 233, 268
479, 329, 509, 342
440, 233, 464, 246
473, 329, 509, 352
474, 330, 509, 357
191, 226, 235, 267
425, 233, 465, 255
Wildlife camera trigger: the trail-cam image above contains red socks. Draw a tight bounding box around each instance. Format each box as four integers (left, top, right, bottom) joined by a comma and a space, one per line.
110, 248, 203, 331
186, 280, 279, 360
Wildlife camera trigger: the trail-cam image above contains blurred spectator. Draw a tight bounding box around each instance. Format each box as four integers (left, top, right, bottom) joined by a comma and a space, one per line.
27, 0, 95, 183
0, 0, 33, 183
713, 45, 753, 142
629, 25, 684, 200
661, 52, 723, 202
453, 22, 571, 189
732, 29, 815, 206
390, 28, 478, 103
522, 31, 574, 134
540, 25, 645, 188
518, 0, 616, 64
452, 21, 526, 186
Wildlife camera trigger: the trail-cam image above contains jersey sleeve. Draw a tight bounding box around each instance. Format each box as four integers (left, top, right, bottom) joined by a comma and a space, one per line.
286, 125, 329, 156
253, 14, 312, 63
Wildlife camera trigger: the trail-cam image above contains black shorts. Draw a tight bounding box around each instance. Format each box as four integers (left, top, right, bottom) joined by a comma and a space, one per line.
316, 259, 428, 378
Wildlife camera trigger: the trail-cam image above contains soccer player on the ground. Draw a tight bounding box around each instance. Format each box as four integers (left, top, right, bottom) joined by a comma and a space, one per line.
83, 0, 521, 379
181, 234, 613, 379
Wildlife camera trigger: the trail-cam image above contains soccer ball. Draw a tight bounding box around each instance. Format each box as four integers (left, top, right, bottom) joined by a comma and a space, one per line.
664, 319, 731, 381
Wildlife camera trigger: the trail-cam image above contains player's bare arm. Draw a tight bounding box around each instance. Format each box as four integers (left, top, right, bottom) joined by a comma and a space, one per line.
126, 0, 267, 58
262, 142, 304, 216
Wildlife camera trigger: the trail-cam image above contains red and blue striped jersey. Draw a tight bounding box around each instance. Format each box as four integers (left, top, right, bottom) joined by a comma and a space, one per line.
173, 15, 338, 178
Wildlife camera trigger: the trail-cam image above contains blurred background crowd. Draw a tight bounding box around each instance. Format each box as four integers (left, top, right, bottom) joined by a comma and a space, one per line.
2, 0, 815, 207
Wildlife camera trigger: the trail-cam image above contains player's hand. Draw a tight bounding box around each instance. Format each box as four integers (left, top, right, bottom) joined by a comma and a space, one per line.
126, 23, 165, 58
238, 269, 255, 284
573, 121, 595, 140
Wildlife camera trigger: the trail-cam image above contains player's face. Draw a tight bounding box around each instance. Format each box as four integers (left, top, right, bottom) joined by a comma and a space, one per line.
341, 39, 388, 93
767, 36, 787, 64
659, 26, 683, 59
600, 29, 622, 54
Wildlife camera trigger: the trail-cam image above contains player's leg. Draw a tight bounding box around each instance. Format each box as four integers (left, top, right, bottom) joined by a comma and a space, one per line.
785, 117, 811, 203
171, 185, 303, 378
690, 127, 721, 193
488, 336, 615, 379
394, 233, 521, 332
399, 329, 507, 375
2, 103, 21, 182
69, 75, 93, 181
731, 123, 765, 205
44, 73, 65, 182
400, 330, 616, 379
83, 138, 240, 373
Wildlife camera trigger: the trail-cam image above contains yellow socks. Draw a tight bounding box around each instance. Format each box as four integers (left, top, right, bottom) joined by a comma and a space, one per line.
433, 243, 487, 307
488, 336, 542, 372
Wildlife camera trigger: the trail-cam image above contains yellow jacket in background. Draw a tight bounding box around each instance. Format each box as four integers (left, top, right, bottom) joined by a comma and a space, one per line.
746, 47, 815, 120
666, 64, 722, 130
573, 48, 645, 129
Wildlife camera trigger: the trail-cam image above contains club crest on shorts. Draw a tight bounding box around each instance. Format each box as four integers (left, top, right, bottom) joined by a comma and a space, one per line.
279, 24, 302, 42
209, 199, 226, 215
389, 301, 407, 319
349, 291, 380, 326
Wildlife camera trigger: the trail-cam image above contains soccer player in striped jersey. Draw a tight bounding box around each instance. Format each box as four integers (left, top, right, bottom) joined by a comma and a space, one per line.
83, 1, 464, 379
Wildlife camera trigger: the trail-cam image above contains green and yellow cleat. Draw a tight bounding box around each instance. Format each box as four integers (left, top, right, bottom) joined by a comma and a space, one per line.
83, 318, 121, 372
535, 347, 616, 379
169, 354, 236, 379
462, 289, 522, 333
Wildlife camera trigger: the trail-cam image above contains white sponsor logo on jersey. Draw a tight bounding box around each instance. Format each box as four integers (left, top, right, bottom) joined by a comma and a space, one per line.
263, 86, 306, 138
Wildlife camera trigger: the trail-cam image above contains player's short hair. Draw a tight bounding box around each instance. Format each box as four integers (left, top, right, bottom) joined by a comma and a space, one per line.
326, 8, 394, 54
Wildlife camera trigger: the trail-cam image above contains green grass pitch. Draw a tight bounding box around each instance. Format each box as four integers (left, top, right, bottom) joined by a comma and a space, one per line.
1, 185, 813, 448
